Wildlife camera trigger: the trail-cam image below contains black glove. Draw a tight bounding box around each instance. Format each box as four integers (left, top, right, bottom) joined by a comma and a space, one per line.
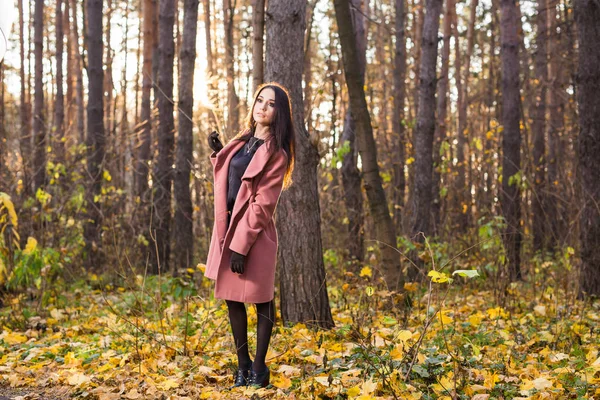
208, 131, 224, 153
230, 251, 246, 274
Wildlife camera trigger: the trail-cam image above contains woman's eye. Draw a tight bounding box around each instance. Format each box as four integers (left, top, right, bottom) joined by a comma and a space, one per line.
268, 103, 274, 107
257, 99, 262, 103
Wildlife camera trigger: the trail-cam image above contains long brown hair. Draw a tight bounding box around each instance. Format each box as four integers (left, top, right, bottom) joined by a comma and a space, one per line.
233, 82, 295, 189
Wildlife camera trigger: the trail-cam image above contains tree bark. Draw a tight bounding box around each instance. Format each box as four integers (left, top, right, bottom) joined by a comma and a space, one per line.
55, 0, 65, 161
500, 0, 522, 281
411, 0, 443, 248
136, 0, 155, 202
18, 0, 32, 197
575, 0, 600, 296
392, 0, 407, 236
174, 0, 199, 274
335, 0, 404, 290
266, 0, 334, 328
150, 0, 176, 274
71, 0, 85, 144
252, 0, 265, 92
433, 0, 453, 235
339, 0, 366, 263
532, 0, 548, 252
224, 0, 240, 135
33, 0, 46, 191
84, 0, 106, 268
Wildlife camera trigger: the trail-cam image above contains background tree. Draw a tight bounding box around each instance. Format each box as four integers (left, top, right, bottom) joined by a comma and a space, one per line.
33, 0, 45, 191
575, 0, 600, 296
500, 0, 523, 281
267, 0, 334, 328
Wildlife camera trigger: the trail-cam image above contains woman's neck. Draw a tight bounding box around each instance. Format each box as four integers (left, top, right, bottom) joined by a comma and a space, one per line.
254, 124, 271, 141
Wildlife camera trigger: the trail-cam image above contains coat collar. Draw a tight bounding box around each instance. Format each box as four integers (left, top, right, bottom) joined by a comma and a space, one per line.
216, 134, 276, 181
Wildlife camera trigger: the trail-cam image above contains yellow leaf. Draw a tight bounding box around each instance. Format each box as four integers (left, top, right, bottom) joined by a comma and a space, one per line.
0, 331, 28, 345
347, 386, 361, 397
439, 310, 453, 325
362, 378, 377, 395
365, 286, 374, 297
572, 323, 587, 336
359, 266, 372, 278
0, 192, 18, 228
124, 389, 142, 400
272, 374, 292, 389
469, 312, 484, 327
404, 282, 418, 292
196, 263, 206, 273
68, 372, 91, 386
103, 170, 112, 182
406, 157, 415, 165
23, 237, 38, 255
158, 378, 179, 390
428, 270, 450, 283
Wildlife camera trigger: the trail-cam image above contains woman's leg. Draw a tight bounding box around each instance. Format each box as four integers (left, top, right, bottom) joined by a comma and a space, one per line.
225, 300, 252, 369
253, 300, 275, 372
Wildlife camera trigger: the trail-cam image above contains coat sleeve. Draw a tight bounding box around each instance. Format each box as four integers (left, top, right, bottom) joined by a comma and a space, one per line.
228, 150, 288, 256
210, 150, 218, 167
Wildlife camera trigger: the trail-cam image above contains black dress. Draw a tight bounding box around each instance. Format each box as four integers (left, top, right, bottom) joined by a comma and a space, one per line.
226, 136, 265, 225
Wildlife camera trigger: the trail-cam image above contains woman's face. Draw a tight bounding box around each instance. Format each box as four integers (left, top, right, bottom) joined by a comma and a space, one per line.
253, 88, 276, 127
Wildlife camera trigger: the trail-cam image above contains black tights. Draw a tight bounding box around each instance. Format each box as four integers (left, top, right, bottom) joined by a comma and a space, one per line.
225, 299, 275, 372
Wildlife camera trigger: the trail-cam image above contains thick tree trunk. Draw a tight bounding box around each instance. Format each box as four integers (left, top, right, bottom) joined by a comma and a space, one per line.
84, 0, 105, 268
252, 0, 265, 92
224, 0, 240, 135
575, 0, 600, 296
55, 0, 65, 161
411, 0, 443, 250
433, 0, 453, 236
335, 0, 404, 290
150, 0, 176, 274
304, 1, 316, 131
392, 0, 407, 236
136, 0, 155, 202
174, 0, 199, 274
33, 0, 46, 191
532, 0, 548, 252
18, 0, 32, 197
266, 0, 334, 328
340, 0, 366, 263
500, 0, 522, 281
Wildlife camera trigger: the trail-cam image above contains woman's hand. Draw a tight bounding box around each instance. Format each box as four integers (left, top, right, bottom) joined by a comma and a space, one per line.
230, 251, 246, 274
208, 131, 224, 153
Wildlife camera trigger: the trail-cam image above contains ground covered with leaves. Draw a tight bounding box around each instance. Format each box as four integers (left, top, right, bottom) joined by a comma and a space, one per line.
0, 263, 599, 400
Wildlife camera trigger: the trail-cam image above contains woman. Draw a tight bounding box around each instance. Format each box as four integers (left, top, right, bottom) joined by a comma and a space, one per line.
204, 82, 295, 388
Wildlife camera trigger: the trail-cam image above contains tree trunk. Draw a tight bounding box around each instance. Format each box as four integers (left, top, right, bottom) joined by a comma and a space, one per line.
84, 0, 105, 268
500, 0, 522, 281
174, 0, 199, 274
55, 0, 65, 161
532, 0, 548, 252
304, 1, 316, 131
151, 0, 176, 274
33, 0, 46, 191
392, 0, 407, 236
335, 0, 404, 290
18, 0, 32, 197
136, 0, 155, 202
252, 0, 265, 92
266, 0, 334, 328
64, 0, 73, 140
224, 0, 240, 135
546, 0, 563, 250
575, 0, 600, 296
71, 0, 85, 144
433, 0, 453, 236
411, 0, 443, 251
340, 0, 366, 263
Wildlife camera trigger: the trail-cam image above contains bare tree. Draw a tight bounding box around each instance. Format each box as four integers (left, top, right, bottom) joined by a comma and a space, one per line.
174, 0, 199, 273
335, 0, 404, 289
18, 0, 32, 197
252, 0, 265, 92
150, 0, 176, 274
33, 0, 46, 191
55, 0, 65, 160
392, 0, 408, 235
267, 0, 334, 328
410, 0, 443, 250
84, 0, 106, 268
224, 0, 240, 135
500, 0, 522, 280
532, 0, 548, 252
575, 0, 600, 296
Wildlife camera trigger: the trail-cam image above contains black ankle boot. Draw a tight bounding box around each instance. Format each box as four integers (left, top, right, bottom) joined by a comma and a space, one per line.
231, 363, 252, 388
248, 366, 270, 388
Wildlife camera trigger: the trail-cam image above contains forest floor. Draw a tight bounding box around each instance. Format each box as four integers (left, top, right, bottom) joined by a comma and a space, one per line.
0, 265, 599, 399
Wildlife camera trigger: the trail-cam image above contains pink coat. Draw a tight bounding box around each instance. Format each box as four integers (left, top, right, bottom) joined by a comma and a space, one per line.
204, 135, 288, 303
